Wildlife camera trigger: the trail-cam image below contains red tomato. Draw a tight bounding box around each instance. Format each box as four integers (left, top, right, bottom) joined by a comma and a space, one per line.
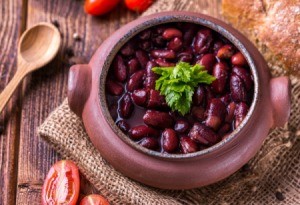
42, 160, 80, 205
84, 0, 120, 16
125, 0, 153, 12
80, 194, 110, 205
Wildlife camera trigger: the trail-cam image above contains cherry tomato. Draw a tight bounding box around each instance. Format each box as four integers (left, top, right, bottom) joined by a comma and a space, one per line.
80, 194, 110, 205
124, 0, 153, 12
42, 160, 80, 205
84, 0, 121, 16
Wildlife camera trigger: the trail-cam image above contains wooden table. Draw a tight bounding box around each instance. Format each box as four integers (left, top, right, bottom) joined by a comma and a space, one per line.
0, 1, 221, 204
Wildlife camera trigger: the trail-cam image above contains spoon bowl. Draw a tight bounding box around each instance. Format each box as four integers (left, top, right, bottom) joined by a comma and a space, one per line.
18, 22, 61, 68
0, 22, 61, 113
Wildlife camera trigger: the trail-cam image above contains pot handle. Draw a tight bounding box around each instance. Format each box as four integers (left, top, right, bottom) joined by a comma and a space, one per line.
68, 64, 92, 117
270, 76, 291, 128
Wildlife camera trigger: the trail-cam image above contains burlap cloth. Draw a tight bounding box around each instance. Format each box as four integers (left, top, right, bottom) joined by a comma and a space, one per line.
38, 1, 300, 204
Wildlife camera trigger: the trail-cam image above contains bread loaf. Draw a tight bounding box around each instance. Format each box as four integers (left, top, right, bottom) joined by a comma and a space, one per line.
222, 0, 300, 77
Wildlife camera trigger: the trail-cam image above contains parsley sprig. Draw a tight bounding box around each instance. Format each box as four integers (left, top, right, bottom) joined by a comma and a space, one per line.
152, 62, 215, 116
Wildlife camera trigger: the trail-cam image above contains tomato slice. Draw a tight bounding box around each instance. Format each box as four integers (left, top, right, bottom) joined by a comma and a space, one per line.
42, 160, 80, 205
80, 194, 110, 205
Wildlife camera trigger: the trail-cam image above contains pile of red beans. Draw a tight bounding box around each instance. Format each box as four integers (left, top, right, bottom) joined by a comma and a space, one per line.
106, 23, 254, 154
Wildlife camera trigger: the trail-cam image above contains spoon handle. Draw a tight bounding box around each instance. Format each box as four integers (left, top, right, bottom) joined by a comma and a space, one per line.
0, 68, 28, 113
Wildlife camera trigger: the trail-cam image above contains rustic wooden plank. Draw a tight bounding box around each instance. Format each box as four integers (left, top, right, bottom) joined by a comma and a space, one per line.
15, 0, 137, 203
0, 0, 26, 204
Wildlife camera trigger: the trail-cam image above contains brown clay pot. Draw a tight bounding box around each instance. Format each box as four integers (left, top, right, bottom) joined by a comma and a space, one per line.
68, 12, 291, 189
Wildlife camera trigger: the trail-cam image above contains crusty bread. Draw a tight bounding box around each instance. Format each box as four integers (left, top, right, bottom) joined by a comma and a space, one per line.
222, 0, 299, 77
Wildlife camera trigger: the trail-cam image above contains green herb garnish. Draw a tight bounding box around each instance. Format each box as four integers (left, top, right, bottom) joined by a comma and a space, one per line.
152, 62, 215, 116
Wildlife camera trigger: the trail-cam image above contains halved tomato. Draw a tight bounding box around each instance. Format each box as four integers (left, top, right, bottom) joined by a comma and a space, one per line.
80, 194, 110, 205
42, 160, 80, 205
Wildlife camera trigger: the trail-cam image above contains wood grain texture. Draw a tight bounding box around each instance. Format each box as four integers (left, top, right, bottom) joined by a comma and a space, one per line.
15, 0, 138, 204
0, 0, 25, 205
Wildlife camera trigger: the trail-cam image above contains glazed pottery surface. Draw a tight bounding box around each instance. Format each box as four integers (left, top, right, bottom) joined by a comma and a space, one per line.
68, 12, 291, 189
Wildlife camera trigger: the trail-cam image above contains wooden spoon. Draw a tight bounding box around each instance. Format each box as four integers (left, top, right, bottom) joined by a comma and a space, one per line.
0, 22, 61, 113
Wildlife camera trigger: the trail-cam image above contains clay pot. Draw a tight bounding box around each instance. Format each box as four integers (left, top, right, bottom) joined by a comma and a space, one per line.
68, 12, 291, 189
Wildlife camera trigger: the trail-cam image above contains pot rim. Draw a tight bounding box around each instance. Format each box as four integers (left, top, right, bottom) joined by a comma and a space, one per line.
99, 12, 259, 159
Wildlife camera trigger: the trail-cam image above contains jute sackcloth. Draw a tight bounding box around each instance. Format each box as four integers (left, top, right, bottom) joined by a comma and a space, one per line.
38, 0, 300, 204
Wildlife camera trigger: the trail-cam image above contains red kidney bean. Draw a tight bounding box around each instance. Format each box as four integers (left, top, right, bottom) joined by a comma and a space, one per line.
143, 110, 174, 129
211, 62, 229, 94
135, 50, 149, 68
213, 40, 224, 54
127, 70, 145, 92
162, 129, 179, 153
182, 24, 197, 47
219, 94, 231, 106
120, 43, 134, 56
205, 98, 226, 130
132, 89, 148, 106
232, 66, 253, 91
117, 120, 130, 133
189, 123, 218, 145
216, 44, 235, 59
194, 29, 213, 54
144, 77, 157, 90
180, 136, 198, 154
128, 125, 159, 140
155, 58, 175, 67
191, 106, 205, 121
193, 85, 206, 106
230, 74, 247, 102
206, 98, 227, 117
147, 89, 167, 108
162, 28, 183, 40
151, 50, 176, 59
218, 123, 231, 136
145, 60, 158, 78
174, 119, 189, 133
106, 79, 124, 96
225, 102, 236, 123
128, 58, 140, 75
139, 137, 159, 150
197, 54, 216, 73
119, 93, 134, 118
167, 37, 183, 51
139, 29, 151, 40
113, 55, 127, 82
144, 61, 159, 89
152, 36, 166, 47
234, 102, 249, 128
177, 48, 193, 63
231, 52, 247, 66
